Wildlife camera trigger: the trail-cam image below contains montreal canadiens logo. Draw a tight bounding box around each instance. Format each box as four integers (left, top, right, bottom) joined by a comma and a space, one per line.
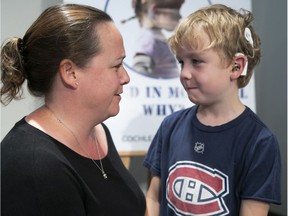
167, 161, 229, 216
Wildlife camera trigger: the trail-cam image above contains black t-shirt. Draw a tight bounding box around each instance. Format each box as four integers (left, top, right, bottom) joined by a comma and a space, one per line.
1, 118, 146, 216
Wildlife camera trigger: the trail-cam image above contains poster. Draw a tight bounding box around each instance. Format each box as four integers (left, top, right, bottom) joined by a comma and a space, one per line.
64, 0, 254, 152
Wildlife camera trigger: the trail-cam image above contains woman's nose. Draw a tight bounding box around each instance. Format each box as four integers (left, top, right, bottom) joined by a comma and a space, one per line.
122, 67, 130, 85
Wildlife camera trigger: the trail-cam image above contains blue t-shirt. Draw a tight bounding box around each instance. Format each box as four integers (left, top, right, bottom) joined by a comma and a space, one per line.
143, 106, 281, 216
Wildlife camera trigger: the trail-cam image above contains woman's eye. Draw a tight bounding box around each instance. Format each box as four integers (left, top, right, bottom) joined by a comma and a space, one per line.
114, 63, 122, 70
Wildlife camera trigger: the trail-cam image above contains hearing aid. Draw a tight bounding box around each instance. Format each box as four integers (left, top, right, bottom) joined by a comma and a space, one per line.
234, 53, 248, 76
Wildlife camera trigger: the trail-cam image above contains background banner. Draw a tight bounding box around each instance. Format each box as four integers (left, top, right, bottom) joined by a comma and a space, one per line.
64, 0, 254, 152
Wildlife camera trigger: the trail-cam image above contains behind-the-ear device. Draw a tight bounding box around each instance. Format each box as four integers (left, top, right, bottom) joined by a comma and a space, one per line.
234, 53, 248, 76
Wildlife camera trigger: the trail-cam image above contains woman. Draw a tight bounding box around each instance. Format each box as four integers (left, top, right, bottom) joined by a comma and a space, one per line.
1, 4, 146, 215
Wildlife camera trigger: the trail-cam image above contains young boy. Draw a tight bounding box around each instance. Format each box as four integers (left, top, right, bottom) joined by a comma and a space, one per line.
143, 4, 281, 216
131, 0, 185, 78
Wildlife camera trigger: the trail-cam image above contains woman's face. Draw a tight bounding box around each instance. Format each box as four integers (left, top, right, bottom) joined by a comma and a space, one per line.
76, 22, 130, 120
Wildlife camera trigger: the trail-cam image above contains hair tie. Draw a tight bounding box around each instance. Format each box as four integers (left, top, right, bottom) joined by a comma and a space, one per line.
17, 38, 25, 62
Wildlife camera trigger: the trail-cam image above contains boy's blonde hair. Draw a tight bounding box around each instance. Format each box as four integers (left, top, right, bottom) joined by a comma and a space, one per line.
168, 4, 261, 88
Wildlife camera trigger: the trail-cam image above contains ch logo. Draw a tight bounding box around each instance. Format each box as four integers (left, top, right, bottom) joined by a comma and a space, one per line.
167, 161, 229, 216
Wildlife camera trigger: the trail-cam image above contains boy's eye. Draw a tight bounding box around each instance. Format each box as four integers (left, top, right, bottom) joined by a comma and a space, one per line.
177, 58, 203, 67
192, 59, 202, 65
177, 60, 184, 68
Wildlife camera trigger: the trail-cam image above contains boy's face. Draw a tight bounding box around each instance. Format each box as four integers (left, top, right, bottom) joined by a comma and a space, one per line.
175, 33, 235, 106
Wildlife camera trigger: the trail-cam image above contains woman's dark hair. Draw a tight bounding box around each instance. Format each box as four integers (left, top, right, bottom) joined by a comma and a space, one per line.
1, 4, 113, 105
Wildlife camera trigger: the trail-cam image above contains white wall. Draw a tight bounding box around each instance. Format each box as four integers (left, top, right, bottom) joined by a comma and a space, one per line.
252, 0, 287, 215
1, 0, 61, 140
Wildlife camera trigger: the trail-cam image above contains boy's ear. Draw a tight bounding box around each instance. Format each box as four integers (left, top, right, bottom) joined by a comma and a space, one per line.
59, 59, 79, 89
230, 53, 247, 80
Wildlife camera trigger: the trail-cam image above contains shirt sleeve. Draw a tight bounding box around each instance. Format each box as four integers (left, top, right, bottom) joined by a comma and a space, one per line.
143, 123, 164, 177
240, 129, 282, 204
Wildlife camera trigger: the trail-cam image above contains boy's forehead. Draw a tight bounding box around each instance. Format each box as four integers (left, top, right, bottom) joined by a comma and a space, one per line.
175, 42, 212, 56
181, 28, 211, 48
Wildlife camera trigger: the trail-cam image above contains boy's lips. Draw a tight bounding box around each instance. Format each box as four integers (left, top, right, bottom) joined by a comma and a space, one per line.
184, 85, 198, 90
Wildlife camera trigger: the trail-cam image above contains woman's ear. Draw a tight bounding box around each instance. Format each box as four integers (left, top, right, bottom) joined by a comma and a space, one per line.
59, 59, 79, 89
230, 53, 247, 80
